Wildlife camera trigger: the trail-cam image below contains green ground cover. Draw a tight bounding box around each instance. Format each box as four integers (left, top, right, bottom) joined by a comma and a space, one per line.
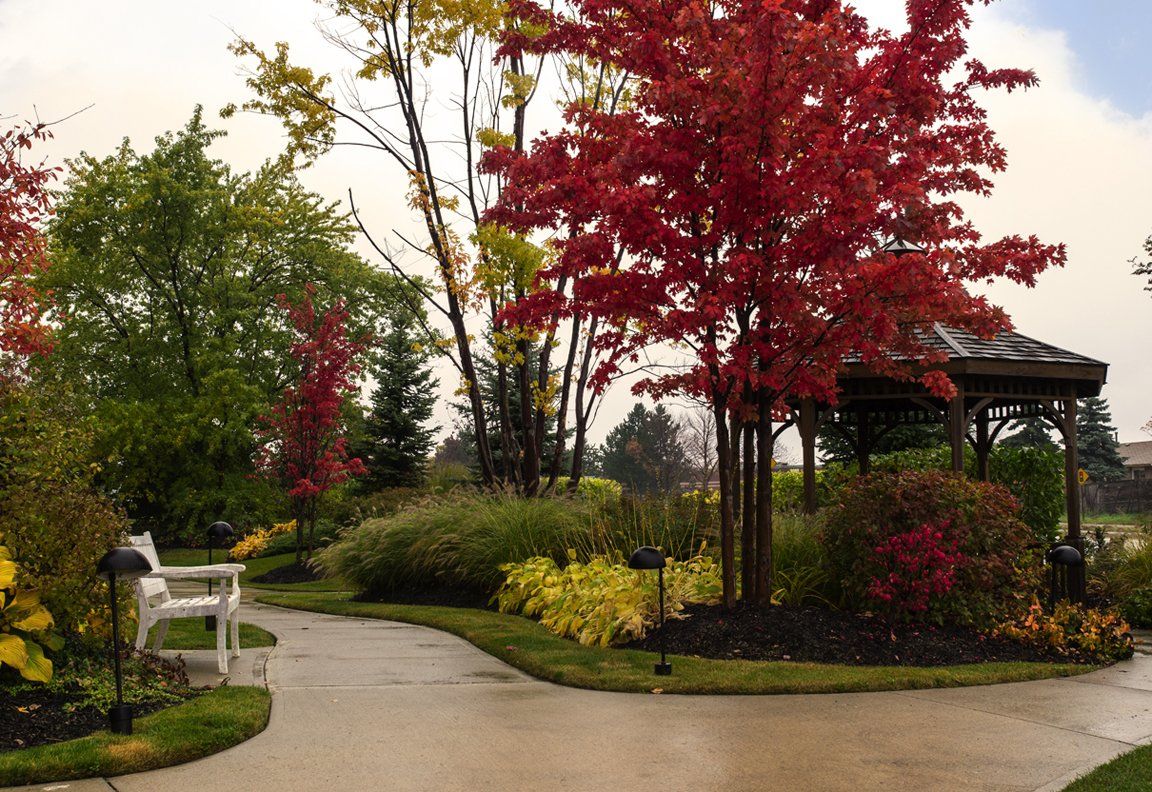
256, 591, 1090, 695
145, 617, 276, 650
1063, 745, 1152, 791
0, 686, 271, 787
158, 549, 349, 592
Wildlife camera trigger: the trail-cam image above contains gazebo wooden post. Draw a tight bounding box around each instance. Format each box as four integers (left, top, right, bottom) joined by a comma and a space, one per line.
1062, 397, 1085, 602
975, 410, 990, 482
948, 391, 966, 473
856, 411, 871, 474
800, 398, 817, 515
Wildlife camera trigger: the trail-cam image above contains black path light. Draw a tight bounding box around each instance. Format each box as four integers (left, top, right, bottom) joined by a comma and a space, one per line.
1047, 544, 1084, 609
96, 547, 152, 735
628, 546, 671, 676
205, 521, 234, 630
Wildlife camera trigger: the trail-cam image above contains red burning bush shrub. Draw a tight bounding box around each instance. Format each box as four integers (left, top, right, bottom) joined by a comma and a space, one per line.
824, 470, 1040, 626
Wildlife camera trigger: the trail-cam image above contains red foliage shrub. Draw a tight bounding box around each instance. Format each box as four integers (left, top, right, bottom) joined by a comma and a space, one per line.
824, 470, 1040, 626
864, 522, 961, 617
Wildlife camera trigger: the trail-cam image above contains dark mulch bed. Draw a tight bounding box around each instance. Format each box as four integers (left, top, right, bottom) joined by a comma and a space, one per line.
353, 585, 494, 610
0, 688, 174, 753
625, 602, 1080, 666
250, 561, 323, 584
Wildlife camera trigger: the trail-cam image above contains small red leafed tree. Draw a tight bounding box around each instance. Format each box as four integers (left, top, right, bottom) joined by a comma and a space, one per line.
0, 120, 56, 374
486, 0, 1065, 607
258, 287, 366, 562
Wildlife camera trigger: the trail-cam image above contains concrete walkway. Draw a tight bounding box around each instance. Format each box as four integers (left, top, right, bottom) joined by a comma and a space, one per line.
11, 602, 1152, 792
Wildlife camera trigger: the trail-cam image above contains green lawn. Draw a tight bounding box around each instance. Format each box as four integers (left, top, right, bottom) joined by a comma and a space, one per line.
1063, 745, 1152, 791
256, 591, 1091, 695
144, 616, 276, 649
1072, 513, 1150, 527
0, 686, 270, 787
158, 549, 349, 592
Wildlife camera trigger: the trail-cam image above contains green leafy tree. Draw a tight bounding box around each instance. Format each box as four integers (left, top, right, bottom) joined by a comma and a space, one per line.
601, 404, 689, 494
43, 109, 402, 542
352, 322, 438, 490
1077, 397, 1125, 483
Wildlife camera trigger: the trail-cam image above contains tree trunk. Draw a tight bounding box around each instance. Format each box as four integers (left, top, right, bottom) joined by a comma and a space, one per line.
740, 420, 755, 600
714, 404, 737, 610
293, 496, 305, 565
754, 393, 773, 606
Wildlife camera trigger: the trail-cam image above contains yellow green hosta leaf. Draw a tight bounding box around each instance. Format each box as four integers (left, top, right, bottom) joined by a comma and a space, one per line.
19, 640, 52, 683
0, 633, 30, 671
0, 558, 16, 590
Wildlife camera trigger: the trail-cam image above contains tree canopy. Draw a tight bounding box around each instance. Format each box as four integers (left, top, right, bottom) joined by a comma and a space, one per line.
43, 109, 409, 541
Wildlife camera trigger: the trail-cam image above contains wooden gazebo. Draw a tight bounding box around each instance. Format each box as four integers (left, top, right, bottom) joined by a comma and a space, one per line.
786, 324, 1108, 586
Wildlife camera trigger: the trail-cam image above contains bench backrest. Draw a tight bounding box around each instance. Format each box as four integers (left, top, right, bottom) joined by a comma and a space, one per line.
129, 532, 168, 599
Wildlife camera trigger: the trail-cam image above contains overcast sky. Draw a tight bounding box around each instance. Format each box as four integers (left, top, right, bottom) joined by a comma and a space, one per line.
2, 0, 1150, 448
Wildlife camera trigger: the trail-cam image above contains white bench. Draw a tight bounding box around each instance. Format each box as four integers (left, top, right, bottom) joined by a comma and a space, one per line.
130, 531, 246, 674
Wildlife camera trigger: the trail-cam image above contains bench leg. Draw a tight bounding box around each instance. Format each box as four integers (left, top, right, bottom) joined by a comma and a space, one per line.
216, 613, 228, 674
151, 620, 170, 652
231, 610, 240, 658
135, 614, 150, 652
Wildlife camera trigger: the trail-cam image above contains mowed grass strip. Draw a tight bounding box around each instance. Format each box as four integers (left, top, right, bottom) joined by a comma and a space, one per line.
158, 549, 349, 592
0, 686, 271, 787
145, 617, 276, 650
1061, 744, 1152, 791
256, 591, 1091, 695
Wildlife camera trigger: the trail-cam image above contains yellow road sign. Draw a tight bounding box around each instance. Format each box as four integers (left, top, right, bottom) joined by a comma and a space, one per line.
1078, 468, 1089, 485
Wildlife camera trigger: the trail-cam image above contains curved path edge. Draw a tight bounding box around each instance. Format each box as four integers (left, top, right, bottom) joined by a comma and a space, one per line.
9, 598, 1152, 792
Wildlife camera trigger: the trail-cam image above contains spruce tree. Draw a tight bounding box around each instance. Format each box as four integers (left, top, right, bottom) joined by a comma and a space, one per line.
1077, 396, 1126, 483
601, 404, 689, 494
355, 323, 437, 489
1000, 416, 1058, 449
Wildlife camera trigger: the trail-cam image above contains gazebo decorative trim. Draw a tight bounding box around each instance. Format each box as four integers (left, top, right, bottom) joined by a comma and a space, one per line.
784, 325, 1107, 598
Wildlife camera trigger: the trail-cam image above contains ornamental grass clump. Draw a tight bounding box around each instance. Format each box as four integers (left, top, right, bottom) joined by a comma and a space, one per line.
494, 552, 722, 646
317, 492, 592, 595
824, 470, 1040, 627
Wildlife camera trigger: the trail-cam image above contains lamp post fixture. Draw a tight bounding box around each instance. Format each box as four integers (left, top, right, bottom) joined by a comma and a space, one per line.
1047, 544, 1084, 609
205, 521, 234, 630
95, 547, 152, 735
880, 237, 926, 257
628, 546, 671, 676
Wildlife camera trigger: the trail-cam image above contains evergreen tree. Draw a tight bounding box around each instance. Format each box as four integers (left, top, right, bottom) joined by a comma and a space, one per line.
601, 404, 689, 494
817, 422, 945, 464
1077, 397, 1126, 483
1000, 416, 1057, 449
353, 323, 438, 490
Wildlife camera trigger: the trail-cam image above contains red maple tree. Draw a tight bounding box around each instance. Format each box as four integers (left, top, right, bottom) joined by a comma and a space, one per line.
257, 287, 366, 561
485, 0, 1065, 606
0, 120, 57, 374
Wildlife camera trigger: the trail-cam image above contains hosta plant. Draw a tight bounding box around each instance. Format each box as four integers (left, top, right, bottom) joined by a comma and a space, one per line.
0, 538, 60, 683
494, 551, 722, 647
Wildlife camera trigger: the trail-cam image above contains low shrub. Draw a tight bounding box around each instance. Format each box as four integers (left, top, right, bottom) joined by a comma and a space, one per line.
868, 443, 1064, 545
995, 598, 1133, 663
494, 552, 722, 646
230, 520, 295, 561
1119, 588, 1152, 629
824, 470, 1040, 626
1089, 534, 1152, 628
863, 522, 961, 617
0, 381, 131, 649
551, 476, 623, 501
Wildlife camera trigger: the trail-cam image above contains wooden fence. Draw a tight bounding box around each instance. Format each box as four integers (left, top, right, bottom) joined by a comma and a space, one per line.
1083, 479, 1152, 515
